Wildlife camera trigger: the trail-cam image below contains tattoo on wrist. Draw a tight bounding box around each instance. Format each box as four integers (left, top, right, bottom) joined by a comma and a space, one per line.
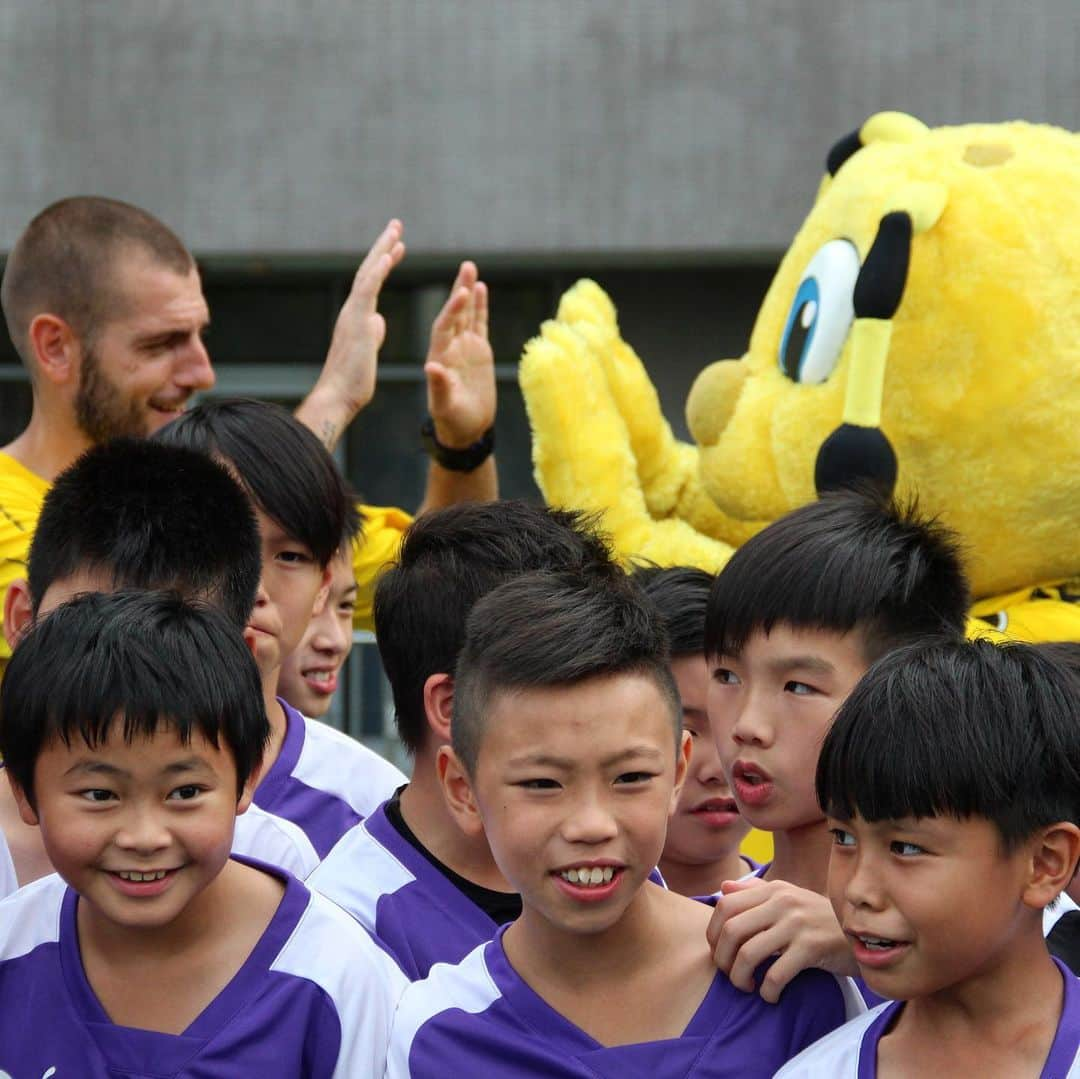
319, 420, 339, 449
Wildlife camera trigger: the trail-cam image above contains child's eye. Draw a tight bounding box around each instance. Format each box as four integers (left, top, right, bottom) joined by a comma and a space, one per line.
712, 667, 740, 685
167, 785, 205, 801
338, 600, 356, 616
890, 840, 926, 857
277, 549, 313, 565
517, 778, 560, 790
829, 827, 856, 847
79, 789, 116, 803
784, 680, 817, 696
614, 771, 656, 785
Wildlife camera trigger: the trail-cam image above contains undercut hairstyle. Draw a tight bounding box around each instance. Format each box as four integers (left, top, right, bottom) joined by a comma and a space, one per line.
817, 637, 1080, 852
374, 500, 619, 754
704, 489, 969, 663
28, 438, 259, 627
633, 565, 714, 658
452, 572, 679, 776
1, 590, 269, 807
1, 196, 193, 366
155, 398, 357, 566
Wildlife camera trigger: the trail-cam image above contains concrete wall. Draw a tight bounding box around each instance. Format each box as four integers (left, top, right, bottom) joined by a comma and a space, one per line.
0, 1, 1074, 256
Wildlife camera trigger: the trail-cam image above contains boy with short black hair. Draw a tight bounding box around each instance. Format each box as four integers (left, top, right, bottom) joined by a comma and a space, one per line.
157, 398, 406, 865
0, 437, 315, 886
388, 572, 861, 1077
633, 565, 755, 894
703, 490, 970, 1001
778, 637, 1080, 1076
0, 590, 405, 1075
308, 500, 619, 978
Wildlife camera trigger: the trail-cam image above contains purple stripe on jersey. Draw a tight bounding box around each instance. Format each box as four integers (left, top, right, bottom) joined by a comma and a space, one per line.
364, 803, 500, 979
855, 959, 1080, 1078
254, 699, 361, 857
404, 926, 849, 1077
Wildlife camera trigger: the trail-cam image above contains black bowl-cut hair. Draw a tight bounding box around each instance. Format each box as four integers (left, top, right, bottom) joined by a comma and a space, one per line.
28, 438, 260, 627
373, 500, 620, 755
452, 571, 679, 776
1, 590, 269, 807
704, 489, 969, 664
155, 397, 358, 567
816, 637, 1080, 851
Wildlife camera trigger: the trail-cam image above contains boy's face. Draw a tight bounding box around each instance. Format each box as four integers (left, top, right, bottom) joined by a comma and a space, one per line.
277, 550, 356, 718
827, 813, 1037, 1000
707, 623, 868, 832
663, 654, 750, 869
15, 719, 254, 934
248, 506, 331, 680
467, 673, 690, 936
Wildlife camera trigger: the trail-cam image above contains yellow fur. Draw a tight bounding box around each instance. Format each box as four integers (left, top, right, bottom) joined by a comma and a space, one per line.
520, 114, 1080, 640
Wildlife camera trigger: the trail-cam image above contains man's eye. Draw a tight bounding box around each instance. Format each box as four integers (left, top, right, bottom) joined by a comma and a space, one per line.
829, 827, 856, 847
712, 667, 740, 685
890, 840, 926, 857
79, 789, 115, 803
784, 680, 816, 695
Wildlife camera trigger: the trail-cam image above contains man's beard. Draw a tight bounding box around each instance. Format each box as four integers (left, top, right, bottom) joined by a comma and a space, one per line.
74, 344, 150, 443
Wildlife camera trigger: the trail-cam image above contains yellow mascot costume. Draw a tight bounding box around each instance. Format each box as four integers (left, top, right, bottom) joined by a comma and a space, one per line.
521, 112, 1080, 643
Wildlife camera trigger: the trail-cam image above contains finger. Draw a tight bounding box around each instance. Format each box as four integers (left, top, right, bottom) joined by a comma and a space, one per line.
429, 287, 470, 352
755, 946, 810, 1005
473, 280, 489, 340
719, 876, 767, 895
726, 922, 794, 994
352, 220, 404, 287
452, 260, 478, 293
708, 895, 784, 974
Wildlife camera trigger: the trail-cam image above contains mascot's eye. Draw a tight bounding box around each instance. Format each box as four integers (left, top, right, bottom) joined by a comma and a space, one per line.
778, 239, 860, 384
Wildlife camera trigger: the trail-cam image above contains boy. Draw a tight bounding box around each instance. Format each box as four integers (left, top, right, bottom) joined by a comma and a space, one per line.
0, 590, 406, 1075
307, 500, 619, 978
157, 398, 407, 863
387, 572, 862, 1077
278, 546, 355, 718
633, 566, 755, 894
778, 638, 1080, 1076
704, 490, 970, 1001
0, 437, 316, 884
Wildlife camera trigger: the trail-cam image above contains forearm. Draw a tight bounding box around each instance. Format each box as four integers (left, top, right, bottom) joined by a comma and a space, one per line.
294, 383, 361, 453
416, 457, 497, 516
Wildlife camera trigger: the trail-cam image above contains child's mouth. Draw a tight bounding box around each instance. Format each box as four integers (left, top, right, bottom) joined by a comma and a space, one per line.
553, 864, 624, 902
848, 930, 910, 968
731, 761, 774, 807
107, 867, 181, 898
690, 797, 741, 826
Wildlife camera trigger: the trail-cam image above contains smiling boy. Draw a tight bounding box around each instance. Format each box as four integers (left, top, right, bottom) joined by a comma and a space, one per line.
0, 591, 405, 1076
386, 572, 861, 1078
778, 638, 1080, 1077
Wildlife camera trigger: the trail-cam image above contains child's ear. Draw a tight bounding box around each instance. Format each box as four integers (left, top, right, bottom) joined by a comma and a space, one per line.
436, 745, 484, 838
423, 672, 455, 746
1023, 822, 1080, 909
3, 578, 33, 651
8, 771, 39, 828
669, 729, 692, 816
234, 758, 265, 815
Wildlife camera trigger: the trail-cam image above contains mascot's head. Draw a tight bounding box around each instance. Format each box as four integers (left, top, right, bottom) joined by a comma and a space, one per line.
686, 112, 1080, 599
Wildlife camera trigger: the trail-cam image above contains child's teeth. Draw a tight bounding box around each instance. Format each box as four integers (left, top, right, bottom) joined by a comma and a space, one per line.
560, 866, 615, 886
119, 870, 167, 881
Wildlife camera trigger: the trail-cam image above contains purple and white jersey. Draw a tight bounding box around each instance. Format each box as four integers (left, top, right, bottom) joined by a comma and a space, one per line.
0, 858, 408, 1077
0, 831, 14, 900
253, 698, 406, 861
777, 958, 1080, 1077
386, 926, 864, 1078
231, 800, 320, 879
308, 799, 502, 980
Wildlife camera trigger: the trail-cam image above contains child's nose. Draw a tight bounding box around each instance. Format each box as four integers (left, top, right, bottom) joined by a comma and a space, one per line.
561, 797, 619, 845
114, 806, 172, 854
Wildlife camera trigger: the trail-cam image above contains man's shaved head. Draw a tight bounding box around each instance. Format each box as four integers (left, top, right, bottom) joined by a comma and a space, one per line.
1, 196, 194, 366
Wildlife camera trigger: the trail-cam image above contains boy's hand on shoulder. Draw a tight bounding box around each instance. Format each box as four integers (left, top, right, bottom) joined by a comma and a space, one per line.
706, 877, 857, 1004
425, 261, 496, 448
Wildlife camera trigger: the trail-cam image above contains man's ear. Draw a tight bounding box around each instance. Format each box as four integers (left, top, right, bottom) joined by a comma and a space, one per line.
1024, 822, 1080, 909
27, 313, 81, 386
668, 729, 692, 817
422, 672, 455, 746
436, 744, 484, 838
8, 770, 39, 828
3, 578, 34, 651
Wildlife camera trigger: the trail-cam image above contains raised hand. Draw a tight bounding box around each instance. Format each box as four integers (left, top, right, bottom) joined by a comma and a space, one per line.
424, 262, 496, 448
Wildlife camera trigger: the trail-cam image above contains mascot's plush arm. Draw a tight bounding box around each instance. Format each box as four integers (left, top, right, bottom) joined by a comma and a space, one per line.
520, 281, 755, 568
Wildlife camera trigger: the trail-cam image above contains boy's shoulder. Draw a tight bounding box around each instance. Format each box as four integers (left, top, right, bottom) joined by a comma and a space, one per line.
0, 871, 66, 961
232, 801, 320, 879
774, 1002, 894, 1078
309, 801, 501, 980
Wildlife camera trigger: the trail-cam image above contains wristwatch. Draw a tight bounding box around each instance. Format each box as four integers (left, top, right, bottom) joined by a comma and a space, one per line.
420, 416, 495, 472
